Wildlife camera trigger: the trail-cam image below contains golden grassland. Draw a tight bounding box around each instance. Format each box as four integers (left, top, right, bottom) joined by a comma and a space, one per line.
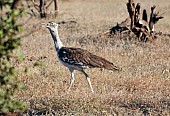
15, 0, 170, 115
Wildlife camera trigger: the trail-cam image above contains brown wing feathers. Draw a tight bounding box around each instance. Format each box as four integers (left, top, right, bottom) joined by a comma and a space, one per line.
58, 47, 120, 71
88, 53, 120, 71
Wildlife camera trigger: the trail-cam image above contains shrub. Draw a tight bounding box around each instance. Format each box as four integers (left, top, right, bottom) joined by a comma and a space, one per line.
0, 1, 26, 112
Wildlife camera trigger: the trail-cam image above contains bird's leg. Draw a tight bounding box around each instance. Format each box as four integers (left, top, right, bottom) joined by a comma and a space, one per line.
68, 69, 75, 92
81, 70, 94, 93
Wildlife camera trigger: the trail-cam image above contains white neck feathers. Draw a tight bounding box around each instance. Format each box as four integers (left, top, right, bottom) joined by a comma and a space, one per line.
49, 28, 63, 52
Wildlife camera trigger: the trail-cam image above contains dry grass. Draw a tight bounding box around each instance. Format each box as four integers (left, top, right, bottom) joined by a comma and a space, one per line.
15, 0, 170, 115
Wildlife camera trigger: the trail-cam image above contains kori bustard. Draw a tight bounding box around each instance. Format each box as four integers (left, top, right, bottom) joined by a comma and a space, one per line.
46, 22, 120, 93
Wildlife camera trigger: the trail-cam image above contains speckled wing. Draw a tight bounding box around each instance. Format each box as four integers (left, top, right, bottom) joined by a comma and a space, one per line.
58, 47, 120, 71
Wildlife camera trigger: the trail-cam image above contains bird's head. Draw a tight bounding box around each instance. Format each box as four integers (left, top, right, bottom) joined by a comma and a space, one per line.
46, 22, 59, 33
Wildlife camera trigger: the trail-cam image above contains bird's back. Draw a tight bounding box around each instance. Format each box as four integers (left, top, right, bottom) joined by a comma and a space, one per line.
58, 47, 120, 71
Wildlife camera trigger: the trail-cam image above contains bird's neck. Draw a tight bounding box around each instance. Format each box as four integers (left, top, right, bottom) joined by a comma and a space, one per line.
50, 29, 63, 52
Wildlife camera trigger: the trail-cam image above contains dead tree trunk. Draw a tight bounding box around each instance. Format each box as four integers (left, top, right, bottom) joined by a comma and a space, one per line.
126, 0, 163, 41
11, 0, 20, 9
40, 0, 46, 18
134, 3, 141, 24
127, 0, 135, 29
149, 5, 163, 33
54, 0, 59, 14
30, 0, 59, 18
107, 0, 164, 42
142, 9, 148, 22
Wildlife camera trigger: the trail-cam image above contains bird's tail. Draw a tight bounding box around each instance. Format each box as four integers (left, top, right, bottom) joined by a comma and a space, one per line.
102, 60, 121, 71
90, 54, 121, 71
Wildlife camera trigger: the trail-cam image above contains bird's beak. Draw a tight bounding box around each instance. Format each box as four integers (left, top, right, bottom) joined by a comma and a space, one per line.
41, 23, 47, 28
41, 22, 50, 28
